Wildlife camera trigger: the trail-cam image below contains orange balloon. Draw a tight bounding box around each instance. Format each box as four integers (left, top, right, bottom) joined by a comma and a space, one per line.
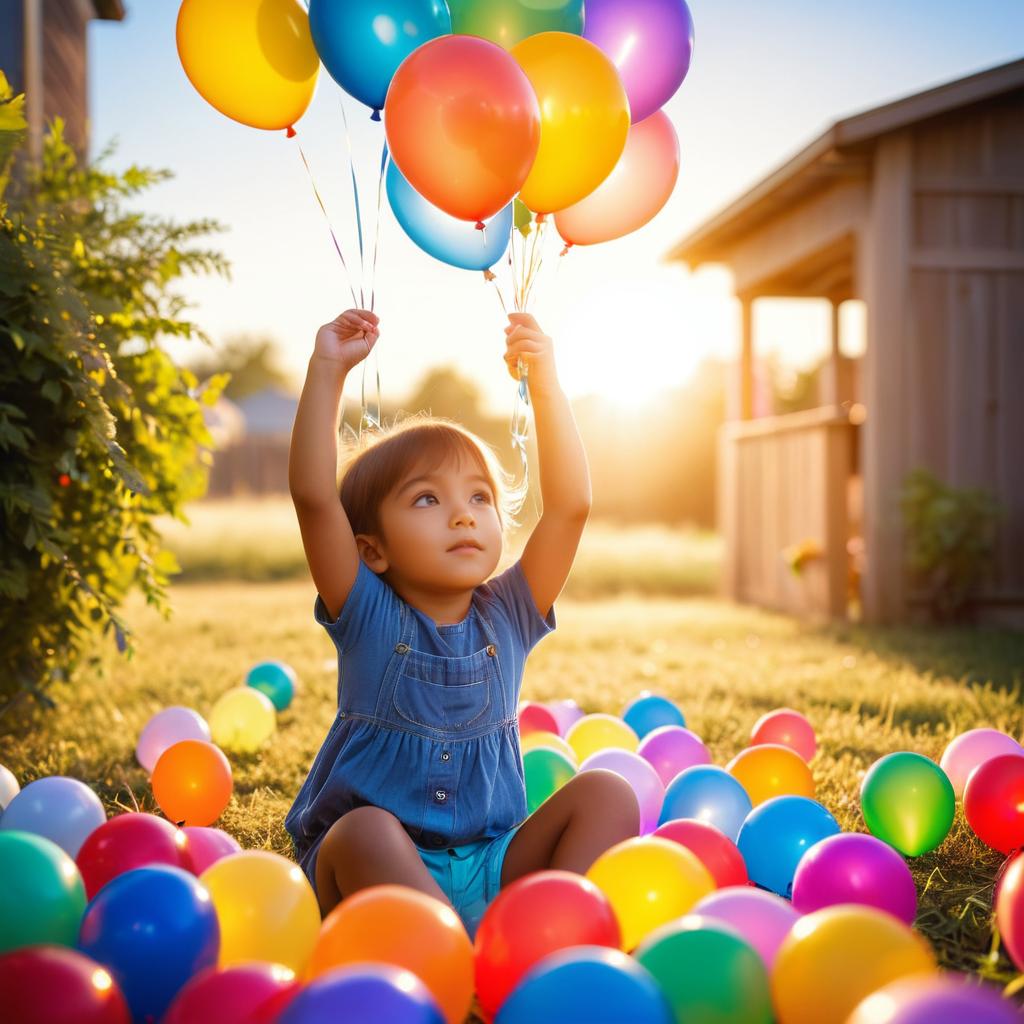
384, 35, 541, 226
555, 110, 680, 246
307, 884, 473, 1024
726, 744, 815, 806
151, 739, 233, 827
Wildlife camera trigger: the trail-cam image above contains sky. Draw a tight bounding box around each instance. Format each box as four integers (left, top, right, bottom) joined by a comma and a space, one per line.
87, 2, 1024, 414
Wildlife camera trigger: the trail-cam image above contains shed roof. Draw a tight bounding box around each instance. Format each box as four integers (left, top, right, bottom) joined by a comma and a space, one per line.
668, 57, 1024, 266
92, 1, 125, 20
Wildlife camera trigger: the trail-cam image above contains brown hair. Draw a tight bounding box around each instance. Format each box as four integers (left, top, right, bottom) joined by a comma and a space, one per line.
339, 414, 523, 539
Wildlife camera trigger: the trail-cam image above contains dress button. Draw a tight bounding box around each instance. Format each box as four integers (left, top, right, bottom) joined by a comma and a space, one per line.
486, 644, 497, 656
440, 751, 451, 762
434, 789, 447, 803
395, 642, 410, 654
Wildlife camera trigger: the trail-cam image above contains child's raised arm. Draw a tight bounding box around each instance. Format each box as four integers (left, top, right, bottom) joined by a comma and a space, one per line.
288, 309, 379, 620
503, 313, 592, 618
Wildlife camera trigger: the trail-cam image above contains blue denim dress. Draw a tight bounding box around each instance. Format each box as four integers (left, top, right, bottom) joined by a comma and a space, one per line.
285, 558, 556, 928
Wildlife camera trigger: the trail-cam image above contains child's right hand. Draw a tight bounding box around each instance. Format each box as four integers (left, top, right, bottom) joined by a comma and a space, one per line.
314, 309, 380, 372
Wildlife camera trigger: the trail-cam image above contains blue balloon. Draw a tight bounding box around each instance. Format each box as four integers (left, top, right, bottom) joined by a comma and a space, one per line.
278, 964, 445, 1024
387, 161, 512, 272
659, 765, 753, 841
737, 796, 841, 898
0, 776, 106, 859
78, 865, 219, 1023
246, 660, 296, 711
496, 946, 672, 1024
623, 694, 686, 738
309, 0, 452, 116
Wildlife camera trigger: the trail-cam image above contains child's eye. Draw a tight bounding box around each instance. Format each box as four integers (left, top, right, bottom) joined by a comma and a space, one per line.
413, 493, 438, 506
472, 491, 492, 504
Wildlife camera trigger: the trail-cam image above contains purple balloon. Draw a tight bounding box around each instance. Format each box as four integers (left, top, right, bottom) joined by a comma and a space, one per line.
692, 888, 799, 971
136, 707, 211, 774
547, 700, 586, 738
0, 776, 106, 859
637, 725, 711, 787
584, 0, 695, 123
580, 749, 665, 834
791, 832, 917, 925
847, 973, 1021, 1024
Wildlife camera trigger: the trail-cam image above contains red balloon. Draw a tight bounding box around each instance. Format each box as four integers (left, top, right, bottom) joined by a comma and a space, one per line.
75, 812, 190, 900
750, 708, 817, 763
0, 946, 131, 1024
182, 825, 242, 875
653, 818, 748, 888
518, 702, 560, 737
474, 870, 620, 1020
964, 754, 1024, 854
384, 34, 541, 225
996, 849, 1024, 971
163, 963, 300, 1024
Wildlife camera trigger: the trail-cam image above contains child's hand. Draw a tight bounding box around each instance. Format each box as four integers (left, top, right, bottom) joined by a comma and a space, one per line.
314, 309, 380, 372
504, 313, 560, 396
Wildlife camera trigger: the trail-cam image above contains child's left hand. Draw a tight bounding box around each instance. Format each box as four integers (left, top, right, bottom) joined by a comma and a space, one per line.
504, 313, 560, 396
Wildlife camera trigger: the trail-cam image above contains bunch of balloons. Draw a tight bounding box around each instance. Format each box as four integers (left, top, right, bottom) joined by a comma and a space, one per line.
176, 0, 692, 279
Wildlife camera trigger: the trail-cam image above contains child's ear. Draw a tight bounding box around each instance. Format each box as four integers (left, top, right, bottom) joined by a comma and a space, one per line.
355, 534, 388, 573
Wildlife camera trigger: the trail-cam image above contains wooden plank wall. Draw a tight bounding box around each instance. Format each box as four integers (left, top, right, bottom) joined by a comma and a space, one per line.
903, 88, 1024, 609
42, 0, 89, 154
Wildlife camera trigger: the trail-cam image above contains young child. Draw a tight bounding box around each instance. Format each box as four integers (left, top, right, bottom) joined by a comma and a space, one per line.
284, 308, 639, 935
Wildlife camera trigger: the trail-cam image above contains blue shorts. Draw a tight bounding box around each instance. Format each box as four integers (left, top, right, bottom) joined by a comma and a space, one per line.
416, 827, 519, 938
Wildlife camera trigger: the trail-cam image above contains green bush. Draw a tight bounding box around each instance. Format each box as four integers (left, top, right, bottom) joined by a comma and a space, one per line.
0, 73, 229, 706
900, 468, 1002, 622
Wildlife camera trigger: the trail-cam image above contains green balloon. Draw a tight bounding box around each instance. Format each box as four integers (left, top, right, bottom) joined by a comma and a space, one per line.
636, 917, 774, 1024
524, 747, 576, 814
246, 660, 296, 711
0, 831, 87, 953
447, 0, 584, 49
860, 751, 955, 856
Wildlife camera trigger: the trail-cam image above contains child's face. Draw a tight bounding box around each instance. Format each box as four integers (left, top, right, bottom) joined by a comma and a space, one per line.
368, 454, 503, 593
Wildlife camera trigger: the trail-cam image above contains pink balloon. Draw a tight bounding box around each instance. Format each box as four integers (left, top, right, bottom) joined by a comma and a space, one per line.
555, 111, 679, 247
940, 728, 1024, 799
518, 701, 560, 737
163, 963, 300, 1024
547, 700, 586, 738
637, 725, 711, 787
692, 887, 799, 971
580, 749, 665, 834
750, 708, 817, 763
996, 849, 1024, 971
136, 706, 211, 774
182, 826, 242, 875
791, 832, 917, 926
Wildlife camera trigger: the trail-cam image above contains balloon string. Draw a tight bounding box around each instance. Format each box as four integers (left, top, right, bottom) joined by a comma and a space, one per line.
369, 140, 389, 314
291, 132, 359, 308
339, 97, 366, 310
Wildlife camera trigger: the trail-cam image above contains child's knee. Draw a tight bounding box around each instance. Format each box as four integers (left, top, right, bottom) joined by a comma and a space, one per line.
569, 769, 641, 834
323, 805, 403, 859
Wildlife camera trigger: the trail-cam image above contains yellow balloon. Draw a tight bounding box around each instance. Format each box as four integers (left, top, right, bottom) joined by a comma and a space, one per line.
521, 731, 578, 763
586, 837, 715, 951
176, 0, 319, 131
511, 32, 630, 214
726, 743, 816, 806
772, 905, 937, 1024
209, 686, 276, 753
566, 714, 639, 762
200, 851, 321, 974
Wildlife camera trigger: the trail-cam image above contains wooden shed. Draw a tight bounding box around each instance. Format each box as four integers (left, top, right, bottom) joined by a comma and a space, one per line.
669, 58, 1024, 625
0, 0, 125, 161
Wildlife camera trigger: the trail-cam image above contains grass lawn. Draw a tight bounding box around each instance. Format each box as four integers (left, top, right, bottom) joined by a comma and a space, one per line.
2, 568, 1023, 1001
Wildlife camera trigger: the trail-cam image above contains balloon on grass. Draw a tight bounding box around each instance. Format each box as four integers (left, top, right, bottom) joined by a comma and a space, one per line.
136, 707, 211, 774
308, 0, 451, 116
164, 962, 300, 1024
181, 826, 242, 876
693, 887, 800, 971
0, 946, 130, 1024
494, 946, 672, 1024
621, 693, 686, 738
749, 708, 817, 763
246, 660, 297, 711
176, 0, 320, 131
638, 726, 711, 787
474, 870, 620, 1020
847, 972, 1022, 1024
791, 831, 917, 925
996, 848, 1024, 970
520, 731, 578, 763
0, 830, 87, 953
941, 728, 1023, 799
0, 762, 20, 810
151, 740, 233, 828
726, 743, 815, 806
659, 765, 752, 841
447, 0, 584, 49
546, 699, 585, 737
861, 752, 955, 856
78, 865, 220, 1024
0, 776, 106, 859
963, 753, 1024, 854
517, 701, 561, 738
200, 851, 320, 975
209, 686, 277, 753
566, 714, 639, 762
635, 916, 773, 1024
653, 818, 748, 888
736, 795, 840, 898
580, 750, 664, 834
524, 748, 576, 814
771, 905, 937, 1024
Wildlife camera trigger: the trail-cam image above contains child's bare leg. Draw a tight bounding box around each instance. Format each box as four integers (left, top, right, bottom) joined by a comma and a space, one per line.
500, 769, 640, 885
314, 805, 449, 916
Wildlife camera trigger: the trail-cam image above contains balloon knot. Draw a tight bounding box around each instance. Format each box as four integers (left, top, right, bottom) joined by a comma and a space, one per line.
483, 269, 496, 282
286, 126, 296, 138
371, 109, 382, 122
535, 212, 547, 224
475, 221, 486, 231
560, 243, 573, 257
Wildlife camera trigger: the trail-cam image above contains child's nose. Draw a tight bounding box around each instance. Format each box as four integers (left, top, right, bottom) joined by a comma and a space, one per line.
451, 507, 476, 527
